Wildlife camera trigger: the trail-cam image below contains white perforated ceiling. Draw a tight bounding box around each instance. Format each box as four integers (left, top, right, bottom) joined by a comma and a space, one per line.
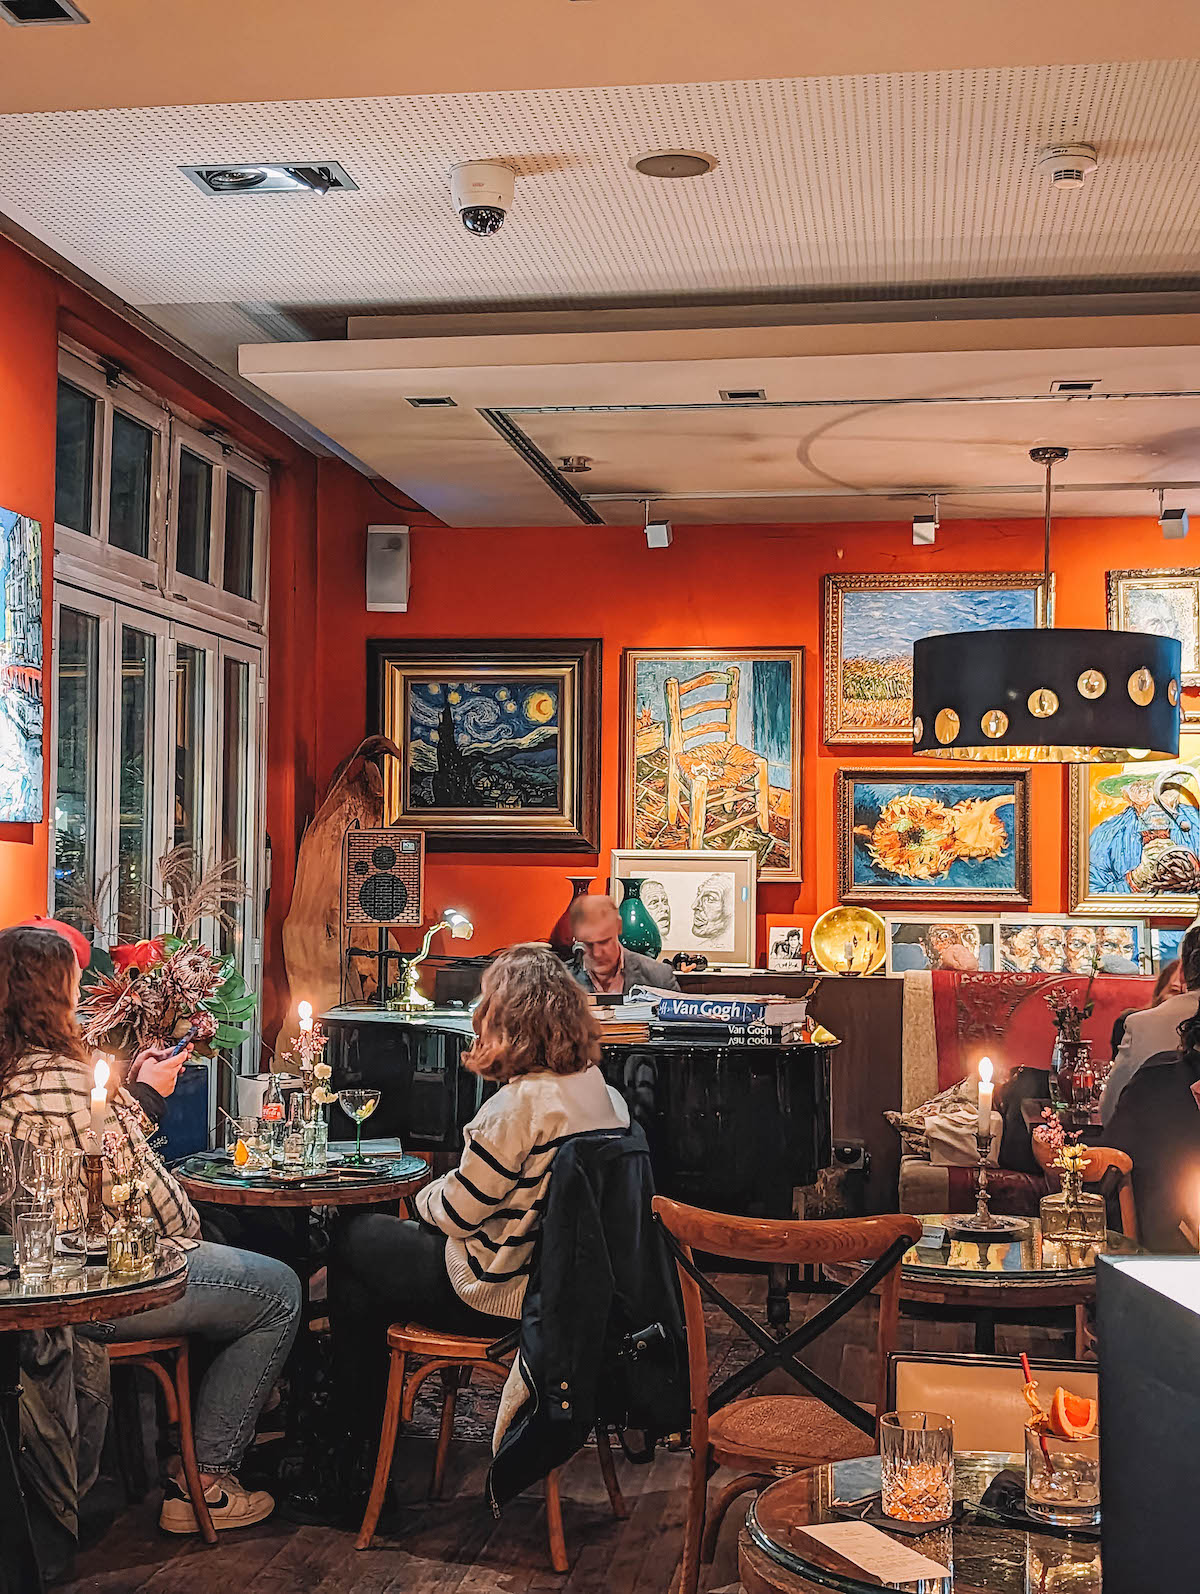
1, 57, 1199, 345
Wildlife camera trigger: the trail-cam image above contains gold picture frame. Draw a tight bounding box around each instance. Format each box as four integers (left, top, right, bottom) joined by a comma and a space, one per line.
1107, 567, 1200, 722
822, 572, 1052, 744
1069, 734, 1200, 915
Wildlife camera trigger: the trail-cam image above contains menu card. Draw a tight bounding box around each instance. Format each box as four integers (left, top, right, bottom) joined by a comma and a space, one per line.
790, 1521, 951, 1586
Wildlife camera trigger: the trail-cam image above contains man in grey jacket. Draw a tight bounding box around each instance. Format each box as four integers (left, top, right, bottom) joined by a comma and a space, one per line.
568, 895, 681, 995
1100, 925, 1200, 1125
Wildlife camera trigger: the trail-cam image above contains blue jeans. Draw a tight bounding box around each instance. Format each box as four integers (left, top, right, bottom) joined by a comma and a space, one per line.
94, 1241, 300, 1474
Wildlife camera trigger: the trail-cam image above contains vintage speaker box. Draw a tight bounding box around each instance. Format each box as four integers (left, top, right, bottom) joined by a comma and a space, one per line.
342, 826, 424, 929
365, 525, 410, 612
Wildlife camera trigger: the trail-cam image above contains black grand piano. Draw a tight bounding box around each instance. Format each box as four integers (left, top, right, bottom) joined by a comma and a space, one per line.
321, 1005, 834, 1225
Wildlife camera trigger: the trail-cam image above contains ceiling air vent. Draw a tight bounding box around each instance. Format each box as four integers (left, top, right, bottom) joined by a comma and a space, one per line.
720, 388, 767, 402
0, 0, 88, 22
180, 163, 357, 197
1049, 379, 1099, 395
405, 396, 457, 409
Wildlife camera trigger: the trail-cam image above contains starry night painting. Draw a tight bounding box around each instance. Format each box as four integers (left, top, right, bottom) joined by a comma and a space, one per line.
370, 639, 602, 852
408, 677, 562, 811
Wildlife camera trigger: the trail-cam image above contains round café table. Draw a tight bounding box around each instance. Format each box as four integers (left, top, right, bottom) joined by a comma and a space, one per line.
174, 1150, 430, 1500
827, 1215, 1139, 1354
0, 1238, 189, 1594
740, 1452, 1101, 1594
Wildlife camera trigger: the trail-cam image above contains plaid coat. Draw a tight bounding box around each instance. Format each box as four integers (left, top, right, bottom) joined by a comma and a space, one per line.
0, 1049, 200, 1242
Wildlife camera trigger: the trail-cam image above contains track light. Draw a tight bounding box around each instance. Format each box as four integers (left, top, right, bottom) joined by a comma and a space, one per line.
913, 496, 939, 546
643, 502, 672, 549
1158, 490, 1189, 539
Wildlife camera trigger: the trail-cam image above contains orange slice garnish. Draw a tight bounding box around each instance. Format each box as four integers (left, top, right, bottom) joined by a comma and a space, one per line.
232, 1139, 250, 1169
1049, 1386, 1098, 1439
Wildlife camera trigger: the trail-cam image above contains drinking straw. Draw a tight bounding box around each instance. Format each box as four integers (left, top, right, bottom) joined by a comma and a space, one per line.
1021, 1352, 1055, 1474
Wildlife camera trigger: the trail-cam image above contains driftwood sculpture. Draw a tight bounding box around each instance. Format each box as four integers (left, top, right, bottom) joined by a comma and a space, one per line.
278, 734, 401, 1058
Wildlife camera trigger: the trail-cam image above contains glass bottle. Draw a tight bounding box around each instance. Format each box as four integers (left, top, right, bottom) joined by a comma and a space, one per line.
262, 1071, 286, 1165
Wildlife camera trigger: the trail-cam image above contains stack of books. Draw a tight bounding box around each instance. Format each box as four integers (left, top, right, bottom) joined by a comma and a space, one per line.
586, 993, 655, 1043
631, 988, 812, 1047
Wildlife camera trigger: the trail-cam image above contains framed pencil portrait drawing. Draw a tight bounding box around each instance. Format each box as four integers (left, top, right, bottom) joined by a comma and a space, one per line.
1069, 734, 1200, 915
837, 767, 1031, 906
609, 848, 757, 967
620, 647, 803, 882
822, 572, 1051, 745
368, 638, 601, 851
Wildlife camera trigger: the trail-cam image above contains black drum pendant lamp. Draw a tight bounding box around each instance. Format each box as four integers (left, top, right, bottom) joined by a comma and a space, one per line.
912, 447, 1182, 763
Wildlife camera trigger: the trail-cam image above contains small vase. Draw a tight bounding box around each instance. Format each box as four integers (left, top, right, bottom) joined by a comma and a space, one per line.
549, 876, 594, 959
617, 878, 662, 959
300, 1096, 329, 1173
1040, 1164, 1107, 1250
107, 1206, 157, 1279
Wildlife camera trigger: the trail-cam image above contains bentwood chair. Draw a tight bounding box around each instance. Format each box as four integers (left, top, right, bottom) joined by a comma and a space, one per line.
106, 1336, 216, 1545
355, 1321, 626, 1573
652, 1198, 921, 1594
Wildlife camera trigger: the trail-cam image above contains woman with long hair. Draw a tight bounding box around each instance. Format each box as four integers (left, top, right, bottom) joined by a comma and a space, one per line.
328, 944, 629, 1477
0, 924, 301, 1533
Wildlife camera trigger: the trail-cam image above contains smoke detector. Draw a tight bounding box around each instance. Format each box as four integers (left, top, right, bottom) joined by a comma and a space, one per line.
1037, 143, 1098, 189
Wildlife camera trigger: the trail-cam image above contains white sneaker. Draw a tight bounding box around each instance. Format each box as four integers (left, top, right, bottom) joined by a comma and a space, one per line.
159, 1472, 276, 1534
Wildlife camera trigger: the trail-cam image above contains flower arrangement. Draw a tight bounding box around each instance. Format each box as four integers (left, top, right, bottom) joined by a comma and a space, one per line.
80, 935, 256, 1058
284, 1002, 338, 1110
1043, 958, 1099, 1043
101, 1115, 151, 1216
1032, 1107, 1083, 1167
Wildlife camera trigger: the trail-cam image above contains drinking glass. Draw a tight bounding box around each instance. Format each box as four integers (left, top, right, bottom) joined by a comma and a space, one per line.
227, 1116, 271, 1173
14, 1201, 55, 1283
0, 1134, 15, 1231
879, 1410, 955, 1523
1024, 1426, 1100, 1526
54, 1152, 88, 1276
20, 1131, 66, 1207
340, 1089, 381, 1165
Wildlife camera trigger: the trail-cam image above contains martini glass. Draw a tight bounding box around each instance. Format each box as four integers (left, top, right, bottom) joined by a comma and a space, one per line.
340, 1089, 381, 1165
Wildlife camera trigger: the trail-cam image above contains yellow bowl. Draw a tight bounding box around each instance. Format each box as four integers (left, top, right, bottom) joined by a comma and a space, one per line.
811, 905, 887, 975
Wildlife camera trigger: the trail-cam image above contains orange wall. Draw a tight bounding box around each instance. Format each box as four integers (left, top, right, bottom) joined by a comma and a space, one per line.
309, 505, 1196, 960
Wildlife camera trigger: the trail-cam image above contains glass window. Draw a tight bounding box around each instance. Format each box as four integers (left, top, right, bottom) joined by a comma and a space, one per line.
219, 656, 251, 957
176, 449, 212, 581
116, 627, 155, 940
109, 410, 154, 558
223, 476, 257, 600
173, 642, 207, 853
55, 379, 95, 536
53, 608, 99, 935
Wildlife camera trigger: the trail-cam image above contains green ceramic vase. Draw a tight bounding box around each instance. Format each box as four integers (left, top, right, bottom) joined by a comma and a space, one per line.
617, 877, 662, 959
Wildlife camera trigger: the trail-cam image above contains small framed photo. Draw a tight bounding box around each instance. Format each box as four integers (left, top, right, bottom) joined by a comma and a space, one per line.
608, 848, 757, 968
884, 915, 999, 974
996, 915, 1149, 974
766, 923, 807, 972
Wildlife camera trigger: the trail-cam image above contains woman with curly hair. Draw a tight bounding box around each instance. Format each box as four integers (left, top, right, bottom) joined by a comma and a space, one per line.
0, 924, 300, 1534
328, 944, 629, 1477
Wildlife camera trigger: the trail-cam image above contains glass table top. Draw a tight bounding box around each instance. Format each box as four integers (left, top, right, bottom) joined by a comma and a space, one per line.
901, 1215, 1138, 1282
747, 1452, 1101, 1593
0, 1236, 188, 1310
174, 1150, 428, 1191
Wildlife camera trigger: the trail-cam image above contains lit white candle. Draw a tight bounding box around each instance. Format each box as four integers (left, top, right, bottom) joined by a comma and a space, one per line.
90, 1055, 110, 1144
298, 1000, 313, 1035
977, 1055, 994, 1136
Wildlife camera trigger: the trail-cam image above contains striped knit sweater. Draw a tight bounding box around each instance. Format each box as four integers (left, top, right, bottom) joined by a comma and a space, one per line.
415, 1065, 629, 1319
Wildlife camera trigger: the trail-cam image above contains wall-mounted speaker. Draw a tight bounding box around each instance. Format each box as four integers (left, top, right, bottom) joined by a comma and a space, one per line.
366, 525, 410, 612
342, 827, 424, 928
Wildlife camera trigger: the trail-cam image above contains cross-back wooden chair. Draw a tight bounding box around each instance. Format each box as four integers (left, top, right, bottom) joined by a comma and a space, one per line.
664, 667, 770, 849
652, 1197, 921, 1594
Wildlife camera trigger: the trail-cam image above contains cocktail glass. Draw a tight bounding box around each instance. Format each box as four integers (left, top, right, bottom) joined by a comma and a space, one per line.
1025, 1426, 1100, 1526
340, 1089, 381, 1165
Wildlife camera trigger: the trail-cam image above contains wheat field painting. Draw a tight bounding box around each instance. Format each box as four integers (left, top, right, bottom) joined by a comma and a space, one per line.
823, 573, 1049, 744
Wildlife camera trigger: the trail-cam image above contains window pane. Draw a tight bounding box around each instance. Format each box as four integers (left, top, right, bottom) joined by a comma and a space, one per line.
219, 656, 251, 958
53, 608, 99, 936
176, 449, 212, 581
116, 627, 156, 940
173, 642, 207, 853
109, 411, 154, 558
223, 476, 256, 600
55, 380, 95, 535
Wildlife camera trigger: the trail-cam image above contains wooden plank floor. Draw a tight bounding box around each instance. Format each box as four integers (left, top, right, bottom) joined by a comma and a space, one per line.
57, 1275, 1074, 1594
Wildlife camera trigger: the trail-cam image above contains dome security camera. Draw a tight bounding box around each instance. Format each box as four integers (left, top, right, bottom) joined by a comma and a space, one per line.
450, 160, 516, 236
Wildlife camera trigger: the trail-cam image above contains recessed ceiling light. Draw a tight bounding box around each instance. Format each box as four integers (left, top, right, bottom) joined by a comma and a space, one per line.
405, 396, 457, 409
632, 150, 718, 179
179, 163, 357, 197
720, 388, 766, 402
1049, 379, 1099, 394
0, 0, 87, 22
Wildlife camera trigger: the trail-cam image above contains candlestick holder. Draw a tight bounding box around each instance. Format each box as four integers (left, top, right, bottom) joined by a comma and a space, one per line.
83, 1146, 109, 1252
945, 1130, 1032, 1239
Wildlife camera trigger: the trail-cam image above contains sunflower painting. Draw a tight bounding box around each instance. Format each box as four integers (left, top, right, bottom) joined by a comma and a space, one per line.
837, 768, 1030, 905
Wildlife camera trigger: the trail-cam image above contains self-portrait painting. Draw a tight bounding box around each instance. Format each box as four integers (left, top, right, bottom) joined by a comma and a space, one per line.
0, 509, 43, 822
823, 574, 1049, 743
621, 648, 802, 881
369, 639, 601, 851
837, 768, 1030, 905
1107, 568, 1200, 722
1070, 736, 1200, 915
